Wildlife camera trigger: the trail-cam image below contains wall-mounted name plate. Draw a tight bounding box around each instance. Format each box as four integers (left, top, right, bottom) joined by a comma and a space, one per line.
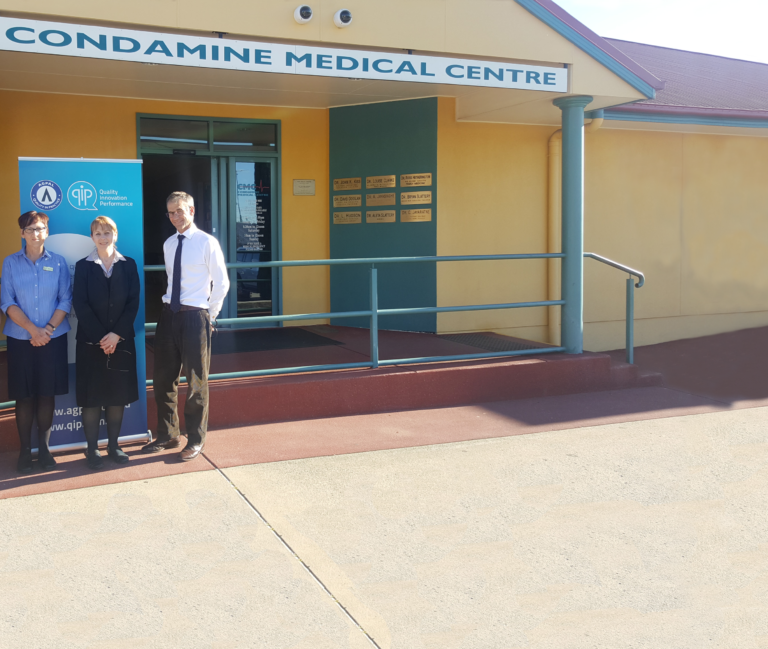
293, 179, 316, 196
333, 211, 362, 224
401, 173, 432, 187
333, 194, 362, 207
366, 175, 396, 189
366, 192, 396, 206
334, 177, 362, 191
366, 210, 396, 223
401, 191, 432, 205
401, 208, 432, 222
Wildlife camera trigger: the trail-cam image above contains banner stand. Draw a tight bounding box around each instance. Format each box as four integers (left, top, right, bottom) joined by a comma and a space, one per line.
18, 157, 148, 451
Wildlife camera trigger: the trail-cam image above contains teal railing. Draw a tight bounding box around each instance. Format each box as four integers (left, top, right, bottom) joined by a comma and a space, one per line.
142, 253, 568, 386
0, 252, 644, 407
584, 253, 645, 364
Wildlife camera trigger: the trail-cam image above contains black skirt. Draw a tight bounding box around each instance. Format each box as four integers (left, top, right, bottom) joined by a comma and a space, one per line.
7, 334, 69, 400
76, 337, 139, 407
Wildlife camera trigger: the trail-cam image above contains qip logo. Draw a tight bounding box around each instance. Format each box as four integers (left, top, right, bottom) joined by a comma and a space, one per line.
30, 180, 63, 211
67, 181, 98, 211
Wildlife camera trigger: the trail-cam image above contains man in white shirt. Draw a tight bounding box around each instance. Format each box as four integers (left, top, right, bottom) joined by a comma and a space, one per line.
142, 191, 230, 461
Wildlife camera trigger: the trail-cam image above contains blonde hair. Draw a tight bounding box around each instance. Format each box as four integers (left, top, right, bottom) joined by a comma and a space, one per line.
90, 215, 118, 237
166, 191, 194, 208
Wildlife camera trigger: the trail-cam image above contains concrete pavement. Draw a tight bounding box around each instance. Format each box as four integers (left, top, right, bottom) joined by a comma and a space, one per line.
2, 405, 767, 648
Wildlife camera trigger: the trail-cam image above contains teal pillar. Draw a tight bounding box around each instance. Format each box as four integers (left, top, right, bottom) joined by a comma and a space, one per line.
553, 95, 593, 354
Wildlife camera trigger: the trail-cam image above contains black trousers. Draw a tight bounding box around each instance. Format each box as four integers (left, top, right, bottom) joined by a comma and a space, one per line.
153, 305, 212, 446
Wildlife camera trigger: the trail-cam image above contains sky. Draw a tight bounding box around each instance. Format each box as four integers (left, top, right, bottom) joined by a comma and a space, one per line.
554, 0, 768, 65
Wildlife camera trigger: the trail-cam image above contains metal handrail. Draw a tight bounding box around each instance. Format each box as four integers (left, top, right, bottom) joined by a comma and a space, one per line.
584, 252, 645, 288
141, 253, 568, 385
0, 251, 643, 408
584, 252, 645, 363
142, 252, 565, 273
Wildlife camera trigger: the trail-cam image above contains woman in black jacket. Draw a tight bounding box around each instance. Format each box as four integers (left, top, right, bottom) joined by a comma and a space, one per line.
73, 216, 140, 470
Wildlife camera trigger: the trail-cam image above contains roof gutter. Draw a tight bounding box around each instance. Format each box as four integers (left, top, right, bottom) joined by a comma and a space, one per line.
596, 104, 768, 129
513, 0, 665, 100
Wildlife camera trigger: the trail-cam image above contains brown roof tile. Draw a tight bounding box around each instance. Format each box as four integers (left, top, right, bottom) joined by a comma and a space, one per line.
606, 38, 768, 117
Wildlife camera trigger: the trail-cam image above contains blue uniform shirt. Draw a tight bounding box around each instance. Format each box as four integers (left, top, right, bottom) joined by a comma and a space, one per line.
1, 248, 72, 340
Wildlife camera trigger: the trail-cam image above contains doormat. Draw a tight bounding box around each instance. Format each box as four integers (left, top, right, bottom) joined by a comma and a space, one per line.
438, 332, 550, 353
146, 327, 343, 355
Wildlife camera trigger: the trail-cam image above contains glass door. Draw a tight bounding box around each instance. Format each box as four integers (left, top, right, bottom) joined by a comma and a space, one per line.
227, 158, 278, 323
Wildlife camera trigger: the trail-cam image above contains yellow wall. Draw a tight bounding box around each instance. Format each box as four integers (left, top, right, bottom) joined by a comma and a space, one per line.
437, 97, 768, 349
0, 90, 330, 322
3, 90, 765, 351
584, 127, 768, 350
436, 97, 552, 343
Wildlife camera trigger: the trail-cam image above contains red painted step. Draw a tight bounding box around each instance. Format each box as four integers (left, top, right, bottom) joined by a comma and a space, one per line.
0, 326, 662, 451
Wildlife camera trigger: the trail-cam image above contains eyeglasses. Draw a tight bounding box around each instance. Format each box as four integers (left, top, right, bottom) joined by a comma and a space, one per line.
166, 209, 188, 219
24, 227, 47, 234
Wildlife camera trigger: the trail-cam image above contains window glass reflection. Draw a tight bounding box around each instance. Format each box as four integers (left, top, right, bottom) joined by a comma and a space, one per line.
213, 122, 277, 152
139, 118, 209, 150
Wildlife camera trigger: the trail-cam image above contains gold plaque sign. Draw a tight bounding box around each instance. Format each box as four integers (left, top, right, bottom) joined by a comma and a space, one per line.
400, 173, 432, 187
366, 175, 396, 189
366, 192, 396, 206
401, 208, 432, 222
333, 211, 362, 224
333, 194, 362, 208
401, 191, 432, 205
366, 210, 396, 223
334, 177, 362, 191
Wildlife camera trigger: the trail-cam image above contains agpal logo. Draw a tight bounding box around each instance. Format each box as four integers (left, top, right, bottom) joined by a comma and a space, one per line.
31, 180, 63, 211
67, 180, 98, 211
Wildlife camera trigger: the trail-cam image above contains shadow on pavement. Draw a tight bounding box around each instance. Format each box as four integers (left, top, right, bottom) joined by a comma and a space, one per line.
606, 325, 768, 404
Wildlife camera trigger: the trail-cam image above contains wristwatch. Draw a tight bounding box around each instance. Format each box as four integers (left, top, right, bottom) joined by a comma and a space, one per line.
46, 322, 56, 331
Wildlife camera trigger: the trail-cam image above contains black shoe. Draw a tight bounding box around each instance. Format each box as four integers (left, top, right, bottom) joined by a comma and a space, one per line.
85, 448, 103, 471
107, 446, 129, 464
16, 451, 33, 474
38, 451, 57, 471
180, 443, 204, 462
141, 437, 182, 454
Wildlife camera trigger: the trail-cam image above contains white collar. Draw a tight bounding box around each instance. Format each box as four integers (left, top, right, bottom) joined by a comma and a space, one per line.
87, 248, 126, 264
176, 223, 199, 239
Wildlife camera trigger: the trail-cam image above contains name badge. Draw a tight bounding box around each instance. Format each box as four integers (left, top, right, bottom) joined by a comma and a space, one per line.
43, 266, 54, 271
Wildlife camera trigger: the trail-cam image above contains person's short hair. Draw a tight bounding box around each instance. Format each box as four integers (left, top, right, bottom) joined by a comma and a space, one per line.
166, 191, 194, 208
90, 215, 118, 237
19, 211, 49, 230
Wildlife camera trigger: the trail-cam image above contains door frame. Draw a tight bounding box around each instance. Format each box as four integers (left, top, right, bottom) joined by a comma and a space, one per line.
225, 156, 281, 324
136, 113, 283, 323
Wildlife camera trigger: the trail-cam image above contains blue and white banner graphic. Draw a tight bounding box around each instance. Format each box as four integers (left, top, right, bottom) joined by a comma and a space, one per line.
18, 158, 147, 449
0, 17, 568, 92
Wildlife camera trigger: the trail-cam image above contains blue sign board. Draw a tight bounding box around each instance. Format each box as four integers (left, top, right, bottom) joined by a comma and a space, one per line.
18, 158, 147, 449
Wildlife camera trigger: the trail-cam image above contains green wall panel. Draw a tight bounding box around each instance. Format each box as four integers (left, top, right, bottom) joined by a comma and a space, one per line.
330, 98, 437, 333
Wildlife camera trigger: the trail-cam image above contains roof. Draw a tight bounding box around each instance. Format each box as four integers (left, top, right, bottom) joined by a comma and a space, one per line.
514, 0, 665, 97
605, 39, 768, 120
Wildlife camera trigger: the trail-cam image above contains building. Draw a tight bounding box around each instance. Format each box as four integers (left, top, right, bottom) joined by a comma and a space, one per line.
1, 0, 766, 354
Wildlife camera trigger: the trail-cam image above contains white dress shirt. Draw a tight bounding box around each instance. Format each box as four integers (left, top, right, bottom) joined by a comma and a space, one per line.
162, 223, 230, 320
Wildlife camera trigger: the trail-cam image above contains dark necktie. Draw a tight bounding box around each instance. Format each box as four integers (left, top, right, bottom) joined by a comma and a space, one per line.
170, 234, 184, 313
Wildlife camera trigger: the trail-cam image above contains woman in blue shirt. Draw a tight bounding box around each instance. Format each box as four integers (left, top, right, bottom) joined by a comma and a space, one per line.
1, 211, 72, 474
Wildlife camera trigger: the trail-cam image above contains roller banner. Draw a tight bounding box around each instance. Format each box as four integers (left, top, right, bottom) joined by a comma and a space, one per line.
17, 158, 147, 450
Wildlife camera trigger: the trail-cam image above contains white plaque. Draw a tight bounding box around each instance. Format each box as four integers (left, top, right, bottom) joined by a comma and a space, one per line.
293, 179, 316, 196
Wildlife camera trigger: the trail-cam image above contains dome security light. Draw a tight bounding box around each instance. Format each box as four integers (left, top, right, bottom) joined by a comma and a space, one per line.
334, 9, 352, 28
294, 5, 313, 24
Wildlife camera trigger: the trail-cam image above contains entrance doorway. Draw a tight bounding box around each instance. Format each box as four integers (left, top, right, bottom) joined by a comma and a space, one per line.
141, 155, 213, 324
137, 115, 280, 326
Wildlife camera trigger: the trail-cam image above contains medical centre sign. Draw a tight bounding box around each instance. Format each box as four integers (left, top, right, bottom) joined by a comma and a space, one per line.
0, 17, 568, 92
